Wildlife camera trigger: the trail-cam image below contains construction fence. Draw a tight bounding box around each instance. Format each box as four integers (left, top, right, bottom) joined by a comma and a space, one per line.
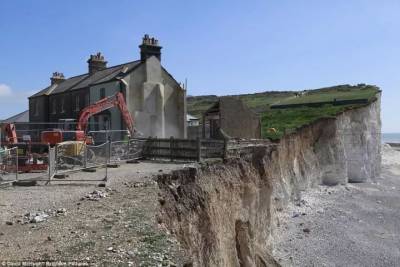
0, 137, 277, 186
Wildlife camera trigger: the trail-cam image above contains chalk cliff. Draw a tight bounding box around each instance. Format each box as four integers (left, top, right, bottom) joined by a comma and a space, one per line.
157, 95, 381, 266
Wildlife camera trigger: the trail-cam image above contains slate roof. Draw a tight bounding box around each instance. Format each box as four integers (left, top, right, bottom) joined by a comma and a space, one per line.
30, 60, 142, 98
1, 110, 29, 123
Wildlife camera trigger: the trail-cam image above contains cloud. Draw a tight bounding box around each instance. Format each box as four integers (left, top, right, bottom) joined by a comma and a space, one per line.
0, 84, 31, 118
0, 84, 31, 102
0, 84, 12, 96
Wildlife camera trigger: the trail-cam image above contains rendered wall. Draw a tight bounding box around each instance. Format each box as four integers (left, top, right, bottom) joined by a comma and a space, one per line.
124, 56, 185, 138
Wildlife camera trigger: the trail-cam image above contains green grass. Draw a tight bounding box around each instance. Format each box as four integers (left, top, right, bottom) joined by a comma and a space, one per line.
187, 84, 380, 140
260, 104, 360, 140
278, 85, 377, 105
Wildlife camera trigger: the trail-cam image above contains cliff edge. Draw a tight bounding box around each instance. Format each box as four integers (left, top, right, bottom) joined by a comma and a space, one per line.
157, 94, 381, 266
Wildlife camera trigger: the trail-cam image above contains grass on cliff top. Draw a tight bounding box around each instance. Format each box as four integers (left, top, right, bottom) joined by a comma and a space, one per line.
187, 84, 380, 140
260, 105, 356, 139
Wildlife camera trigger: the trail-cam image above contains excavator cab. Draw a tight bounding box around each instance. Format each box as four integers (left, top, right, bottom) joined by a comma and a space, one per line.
41, 129, 87, 146
41, 118, 92, 146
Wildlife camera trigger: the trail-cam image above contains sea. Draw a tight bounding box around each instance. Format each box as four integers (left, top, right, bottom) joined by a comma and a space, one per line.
382, 133, 400, 144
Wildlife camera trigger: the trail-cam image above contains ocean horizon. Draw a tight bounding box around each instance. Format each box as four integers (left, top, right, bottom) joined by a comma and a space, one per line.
382, 133, 400, 143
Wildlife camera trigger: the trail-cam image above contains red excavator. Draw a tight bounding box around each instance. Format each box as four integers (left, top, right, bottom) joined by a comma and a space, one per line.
2, 123, 49, 173
3, 123, 18, 145
41, 92, 135, 146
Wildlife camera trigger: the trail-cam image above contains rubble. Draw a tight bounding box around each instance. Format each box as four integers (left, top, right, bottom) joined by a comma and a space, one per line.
57, 208, 67, 214
124, 180, 157, 188
29, 212, 50, 223
83, 190, 108, 201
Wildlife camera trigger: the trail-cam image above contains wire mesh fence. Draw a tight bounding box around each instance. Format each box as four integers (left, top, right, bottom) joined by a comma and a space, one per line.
110, 139, 145, 163
46, 141, 108, 183
0, 122, 117, 144
88, 130, 130, 145
0, 130, 387, 186
0, 147, 18, 185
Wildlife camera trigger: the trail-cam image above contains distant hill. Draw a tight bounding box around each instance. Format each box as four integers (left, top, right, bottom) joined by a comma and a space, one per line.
187, 84, 380, 139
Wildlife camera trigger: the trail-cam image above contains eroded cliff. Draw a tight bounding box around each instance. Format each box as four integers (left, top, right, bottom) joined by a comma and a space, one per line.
157, 96, 381, 266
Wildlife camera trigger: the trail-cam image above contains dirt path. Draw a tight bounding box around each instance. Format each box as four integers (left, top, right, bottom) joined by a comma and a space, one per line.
0, 161, 192, 266
273, 147, 400, 267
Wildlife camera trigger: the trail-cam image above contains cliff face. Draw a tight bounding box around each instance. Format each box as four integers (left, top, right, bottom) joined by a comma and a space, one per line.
157, 96, 381, 267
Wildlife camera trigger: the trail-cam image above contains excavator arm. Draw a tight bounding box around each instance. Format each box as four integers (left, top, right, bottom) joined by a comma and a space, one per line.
3, 123, 18, 144
77, 92, 135, 136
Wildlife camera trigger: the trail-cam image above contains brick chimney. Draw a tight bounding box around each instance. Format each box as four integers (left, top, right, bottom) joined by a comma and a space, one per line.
50, 72, 65, 85
87, 52, 107, 75
139, 34, 162, 62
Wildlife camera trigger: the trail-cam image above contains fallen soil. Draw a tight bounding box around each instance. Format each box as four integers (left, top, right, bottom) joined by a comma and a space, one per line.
0, 161, 193, 266
273, 145, 400, 266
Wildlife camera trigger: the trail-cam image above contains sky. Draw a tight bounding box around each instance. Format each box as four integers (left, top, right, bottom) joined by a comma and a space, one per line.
0, 0, 399, 132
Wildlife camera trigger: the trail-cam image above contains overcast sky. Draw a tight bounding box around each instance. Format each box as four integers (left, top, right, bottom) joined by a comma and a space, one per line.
0, 0, 399, 132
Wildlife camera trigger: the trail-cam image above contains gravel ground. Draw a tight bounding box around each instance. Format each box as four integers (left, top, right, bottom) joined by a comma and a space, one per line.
0, 161, 193, 266
273, 146, 400, 267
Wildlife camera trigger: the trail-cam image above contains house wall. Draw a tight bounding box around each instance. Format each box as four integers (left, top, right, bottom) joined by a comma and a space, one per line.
48, 93, 73, 122
162, 68, 186, 138
220, 100, 261, 139
89, 81, 122, 131
29, 96, 48, 123
124, 56, 186, 138
70, 89, 89, 119
27, 57, 186, 139
124, 63, 147, 134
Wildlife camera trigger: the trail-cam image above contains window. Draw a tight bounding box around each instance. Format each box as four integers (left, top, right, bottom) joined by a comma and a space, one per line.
61, 98, 65, 113
85, 94, 89, 106
75, 95, 80, 111
32, 100, 39, 116
52, 99, 57, 114
100, 88, 105, 99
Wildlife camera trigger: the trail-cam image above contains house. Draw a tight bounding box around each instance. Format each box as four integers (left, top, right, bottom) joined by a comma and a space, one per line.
187, 114, 200, 127
187, 114, 201, 139
28, 35, 187, 140
202, 97, 261, 139
1, 110, 29, 124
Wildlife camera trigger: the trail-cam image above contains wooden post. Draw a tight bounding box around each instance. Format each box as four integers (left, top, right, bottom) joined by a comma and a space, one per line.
170, 136, 174, 162
223, 138, 228, 160
196, 137, 201, 162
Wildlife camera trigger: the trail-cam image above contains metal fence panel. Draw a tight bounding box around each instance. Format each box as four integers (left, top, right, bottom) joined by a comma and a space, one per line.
0, 147, 18, 184
48, 147, 56, 179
